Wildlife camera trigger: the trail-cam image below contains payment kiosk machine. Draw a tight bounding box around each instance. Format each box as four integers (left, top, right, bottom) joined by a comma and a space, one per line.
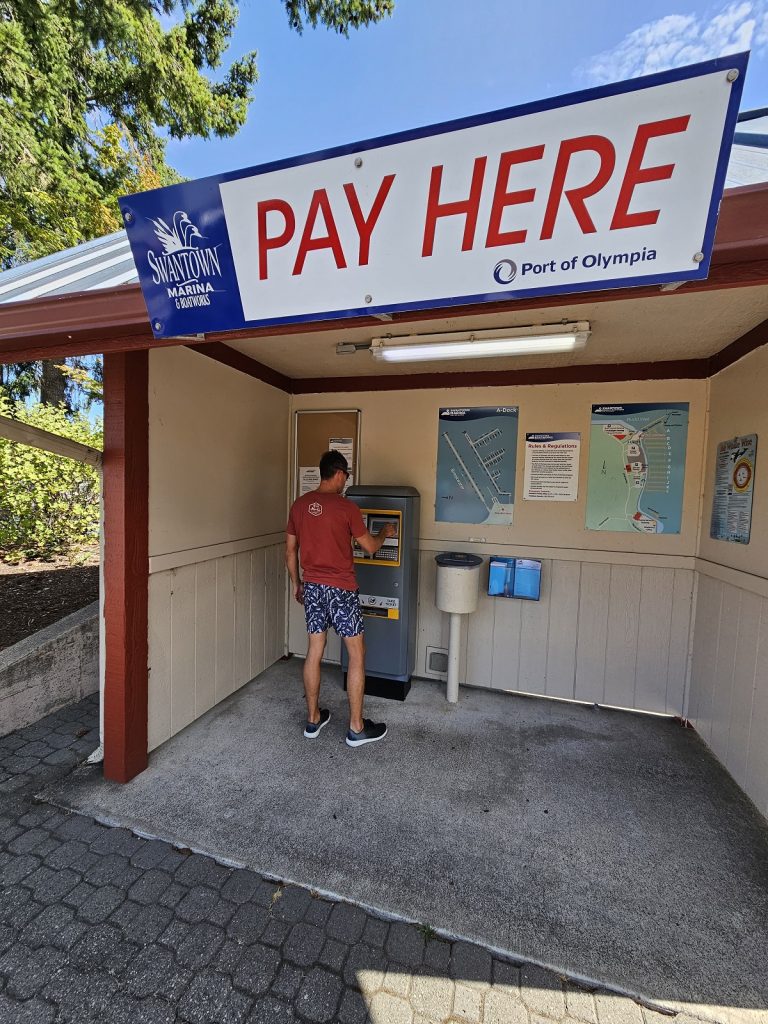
342, 486, 420, 700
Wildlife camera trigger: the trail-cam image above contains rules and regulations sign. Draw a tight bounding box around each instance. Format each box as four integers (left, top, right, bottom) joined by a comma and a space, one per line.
121, 55, 746, 339
523, 432, 580, 501
710, 434, 757, 544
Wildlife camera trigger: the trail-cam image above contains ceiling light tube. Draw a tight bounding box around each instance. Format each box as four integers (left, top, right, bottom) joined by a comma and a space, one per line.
370, 323, 590, 363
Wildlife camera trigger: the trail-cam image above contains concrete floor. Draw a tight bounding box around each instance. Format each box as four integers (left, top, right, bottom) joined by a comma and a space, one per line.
46, 660, 768, 1022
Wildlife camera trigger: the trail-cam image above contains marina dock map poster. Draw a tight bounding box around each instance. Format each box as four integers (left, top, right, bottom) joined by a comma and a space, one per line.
586, 403, 689, 534
436, 407, 518, 525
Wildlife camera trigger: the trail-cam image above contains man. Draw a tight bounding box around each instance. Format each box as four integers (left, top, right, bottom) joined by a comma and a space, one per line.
286, 450, 396, 747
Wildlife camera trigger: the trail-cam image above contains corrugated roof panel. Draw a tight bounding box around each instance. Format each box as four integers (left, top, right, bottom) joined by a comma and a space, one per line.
0, 231, 136, 304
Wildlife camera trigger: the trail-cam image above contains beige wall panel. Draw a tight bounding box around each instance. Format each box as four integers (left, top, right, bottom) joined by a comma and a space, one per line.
251, 548, 267, 678
268, 545, 287, 664
634, 567, 675, 715
465, 588, 496, 688
276, 551, 287, 665
709, 582, 742, 762
234, 552, 252, 689
291, 378, 706, 558
170, 564, 196, 736
490, 590, 522, 691
195, 561, 217, 718
667, 570, 694, 715
604, 564, 642, 709
546, 560, 581, 699
699, 346, 768, 578
575, 563, 610, 703
288, 593, 308, 659
149, 346, 289, 558
415, 550, 447, 677
215, 557, 235, 702
745, 605, 768, 814
726, 589, 761, 788
516, 563, 551, 693
148, 572, 172, 752
689, 574, 723, 743
264, 546, 278, 668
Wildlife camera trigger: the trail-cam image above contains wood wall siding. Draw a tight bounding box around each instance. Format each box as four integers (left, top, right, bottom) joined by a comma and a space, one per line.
287, 551, 694, 717
148, 542, 286, 752
689, 571, 768, 818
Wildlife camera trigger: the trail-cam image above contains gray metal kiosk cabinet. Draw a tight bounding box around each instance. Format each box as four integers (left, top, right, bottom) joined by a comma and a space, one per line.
342, 486, 420, 700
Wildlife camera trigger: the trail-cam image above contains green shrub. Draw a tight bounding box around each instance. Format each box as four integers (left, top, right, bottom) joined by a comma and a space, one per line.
0, 398, 103, 562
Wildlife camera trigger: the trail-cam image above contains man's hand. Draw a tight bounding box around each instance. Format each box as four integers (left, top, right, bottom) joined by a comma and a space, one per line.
379, 524, 397, 539
294, 581, 305, 605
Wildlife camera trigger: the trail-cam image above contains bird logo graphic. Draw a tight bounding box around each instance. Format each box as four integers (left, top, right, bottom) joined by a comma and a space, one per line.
149, 211, 205, 254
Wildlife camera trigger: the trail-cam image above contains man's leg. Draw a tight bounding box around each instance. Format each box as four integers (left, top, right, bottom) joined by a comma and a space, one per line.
304, 632, 326, 725
343, 633, 366, 733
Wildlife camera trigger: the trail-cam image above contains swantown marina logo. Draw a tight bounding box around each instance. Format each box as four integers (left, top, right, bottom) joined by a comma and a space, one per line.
146, 211, 223, 310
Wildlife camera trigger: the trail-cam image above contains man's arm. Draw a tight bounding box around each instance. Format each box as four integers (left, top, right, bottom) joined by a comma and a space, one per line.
354, 522, 396, 555
285, 533, 304, 604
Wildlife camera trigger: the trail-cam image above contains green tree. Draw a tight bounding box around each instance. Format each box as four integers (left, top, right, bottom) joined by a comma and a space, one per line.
0, 397, 103, 562
0, 0, 394, 268
0, 0, 393, 407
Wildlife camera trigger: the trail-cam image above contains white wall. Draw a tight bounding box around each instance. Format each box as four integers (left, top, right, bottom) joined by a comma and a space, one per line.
290, 378, 706, 715
147, 347, 289, 751
689, 344, 768, 817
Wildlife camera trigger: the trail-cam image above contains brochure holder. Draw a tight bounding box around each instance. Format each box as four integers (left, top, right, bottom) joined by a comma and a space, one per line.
488, 557, 542, 601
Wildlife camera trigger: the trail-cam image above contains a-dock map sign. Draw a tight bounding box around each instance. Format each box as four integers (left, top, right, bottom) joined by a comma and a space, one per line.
121, 55, 746, 338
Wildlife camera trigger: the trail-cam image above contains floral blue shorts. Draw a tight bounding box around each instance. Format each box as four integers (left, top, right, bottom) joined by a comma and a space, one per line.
303, 582, 364, 638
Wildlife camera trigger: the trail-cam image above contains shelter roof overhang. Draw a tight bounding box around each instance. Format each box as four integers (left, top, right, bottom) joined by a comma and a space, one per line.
1, 183, 768, 390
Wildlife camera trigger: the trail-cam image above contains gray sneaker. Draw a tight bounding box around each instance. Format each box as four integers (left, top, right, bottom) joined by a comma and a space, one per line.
346, 719, 387, 747
304, 708, 331, 738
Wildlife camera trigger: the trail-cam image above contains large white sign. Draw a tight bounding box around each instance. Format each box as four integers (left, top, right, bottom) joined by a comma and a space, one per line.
123, 55, 747, 338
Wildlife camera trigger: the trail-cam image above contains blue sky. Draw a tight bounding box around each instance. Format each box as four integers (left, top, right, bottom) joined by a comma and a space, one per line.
166, 0, 768, 181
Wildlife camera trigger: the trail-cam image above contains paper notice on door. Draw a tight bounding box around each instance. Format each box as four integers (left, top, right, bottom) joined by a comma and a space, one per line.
329, 437, 354, 492
299, 466, 321, 496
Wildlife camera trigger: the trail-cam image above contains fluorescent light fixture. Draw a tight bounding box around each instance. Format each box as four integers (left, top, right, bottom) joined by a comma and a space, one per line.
370, 322, 590, 363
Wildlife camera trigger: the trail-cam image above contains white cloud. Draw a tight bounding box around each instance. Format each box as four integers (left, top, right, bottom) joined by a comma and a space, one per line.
579, 1, 768, 84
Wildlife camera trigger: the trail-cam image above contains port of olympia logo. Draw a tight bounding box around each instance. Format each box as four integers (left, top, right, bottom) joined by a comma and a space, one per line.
493, 259, 517, 285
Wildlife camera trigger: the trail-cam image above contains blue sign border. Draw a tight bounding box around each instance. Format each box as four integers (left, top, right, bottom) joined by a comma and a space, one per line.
121, 53, 748, 338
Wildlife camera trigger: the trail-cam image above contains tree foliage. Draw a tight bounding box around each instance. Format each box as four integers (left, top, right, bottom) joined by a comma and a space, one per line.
0, 0, 394, 268
0, 398, 103, 562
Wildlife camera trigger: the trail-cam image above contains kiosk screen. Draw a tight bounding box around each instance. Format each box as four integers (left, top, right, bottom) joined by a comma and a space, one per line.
353, 510, 401, 566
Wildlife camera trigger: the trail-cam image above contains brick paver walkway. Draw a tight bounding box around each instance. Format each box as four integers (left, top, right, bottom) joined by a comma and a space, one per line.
0, 695, 704, 1024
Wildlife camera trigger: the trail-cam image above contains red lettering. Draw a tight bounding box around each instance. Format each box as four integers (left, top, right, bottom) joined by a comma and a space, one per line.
485, 145, 545, 247
610, 115, 690, 230
257, 199, 295, 281
540, 135, 616, 240
343, 174, 396, 266
422, 157, 487, 257
292, 189, 348, 276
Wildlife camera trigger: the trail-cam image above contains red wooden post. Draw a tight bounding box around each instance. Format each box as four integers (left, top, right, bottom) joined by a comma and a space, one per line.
102, 350, 149, 782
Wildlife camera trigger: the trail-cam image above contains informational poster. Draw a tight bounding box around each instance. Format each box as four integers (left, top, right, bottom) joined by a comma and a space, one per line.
710, 434, 757, 544
436, 407, 518, 525
586, 403, 689, 534
329, 436, 354, 493
299, 466, 321, 496
523, 432, 580, 501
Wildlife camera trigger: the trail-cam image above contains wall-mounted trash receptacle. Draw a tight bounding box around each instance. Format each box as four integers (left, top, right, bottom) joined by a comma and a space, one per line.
435, 552, 483, 703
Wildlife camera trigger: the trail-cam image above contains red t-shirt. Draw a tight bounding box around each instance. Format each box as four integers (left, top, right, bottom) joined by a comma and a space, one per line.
286, 491, 367, 591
